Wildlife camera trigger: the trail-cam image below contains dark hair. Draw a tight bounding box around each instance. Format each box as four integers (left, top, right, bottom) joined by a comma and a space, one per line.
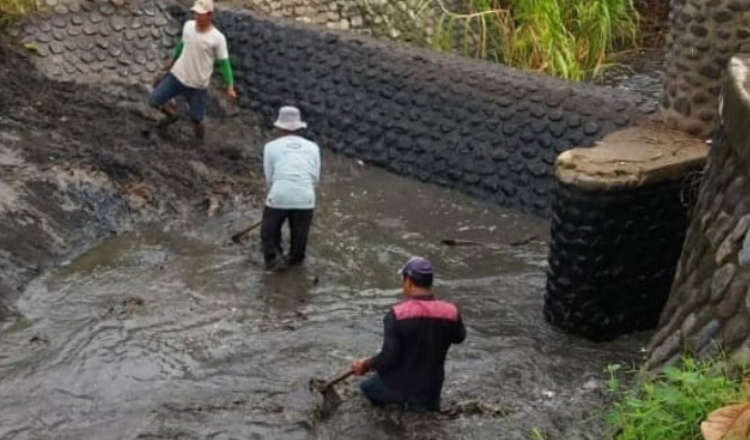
406, 274, 433, 288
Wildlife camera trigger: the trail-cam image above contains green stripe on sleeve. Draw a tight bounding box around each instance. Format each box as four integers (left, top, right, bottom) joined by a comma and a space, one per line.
173, 40, 184, 59
218, 58, 235, 86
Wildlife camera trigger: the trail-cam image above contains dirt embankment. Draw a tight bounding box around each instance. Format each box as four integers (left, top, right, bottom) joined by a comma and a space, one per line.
0, 41, 267, 319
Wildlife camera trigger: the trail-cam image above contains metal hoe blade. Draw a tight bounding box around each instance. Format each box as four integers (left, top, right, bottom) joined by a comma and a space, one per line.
309, 378, 343, 418
308, 368, 353, 418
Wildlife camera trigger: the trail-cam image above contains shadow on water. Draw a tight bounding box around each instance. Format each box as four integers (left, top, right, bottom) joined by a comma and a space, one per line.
0, 152, 649, 440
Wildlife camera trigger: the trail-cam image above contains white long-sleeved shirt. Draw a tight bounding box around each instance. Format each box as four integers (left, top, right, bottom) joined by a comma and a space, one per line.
171, 21, 229, 89
263, 135, 321, 209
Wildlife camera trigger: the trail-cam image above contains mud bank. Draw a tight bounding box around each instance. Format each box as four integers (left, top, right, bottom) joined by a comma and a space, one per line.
0, 44, 266, 318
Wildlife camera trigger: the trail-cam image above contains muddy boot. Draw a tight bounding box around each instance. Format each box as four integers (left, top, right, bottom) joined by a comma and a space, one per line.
265, 254, 289, 272
156, 104, 179, 133
194, 122, 206, 141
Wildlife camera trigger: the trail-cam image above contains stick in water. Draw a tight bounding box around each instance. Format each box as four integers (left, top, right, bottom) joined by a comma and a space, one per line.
230, 220, 263, 243
441, 234, 539, 248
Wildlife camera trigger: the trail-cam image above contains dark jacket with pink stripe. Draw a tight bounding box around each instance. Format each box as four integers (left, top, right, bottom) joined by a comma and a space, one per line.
368, 295, 466, 406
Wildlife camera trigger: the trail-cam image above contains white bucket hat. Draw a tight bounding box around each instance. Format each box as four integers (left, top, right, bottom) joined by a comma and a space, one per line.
190, 0, 213, 14
273, 106, 308, 131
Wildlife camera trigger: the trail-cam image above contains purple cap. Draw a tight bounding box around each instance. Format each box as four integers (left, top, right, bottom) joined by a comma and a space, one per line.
400, 256, 434, 279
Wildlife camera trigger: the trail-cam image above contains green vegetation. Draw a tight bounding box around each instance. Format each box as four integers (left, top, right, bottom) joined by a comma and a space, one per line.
0, 0, 40, 30
419, 0, 640, 81
528, 358, 750, 440
605, 358, 750, 440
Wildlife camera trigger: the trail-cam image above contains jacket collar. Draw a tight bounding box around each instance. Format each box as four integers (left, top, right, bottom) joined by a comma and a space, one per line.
407, 294, 435, 301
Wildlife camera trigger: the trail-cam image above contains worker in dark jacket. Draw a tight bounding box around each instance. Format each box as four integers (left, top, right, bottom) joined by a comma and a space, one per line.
352, 256, 466, 411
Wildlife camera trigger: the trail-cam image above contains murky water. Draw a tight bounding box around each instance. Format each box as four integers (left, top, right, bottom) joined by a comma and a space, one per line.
597, 49, 665, 103
0, 153, 648, 440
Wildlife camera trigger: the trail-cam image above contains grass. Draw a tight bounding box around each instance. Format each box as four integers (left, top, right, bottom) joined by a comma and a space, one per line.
0, 0, 40, 30
418, 0, 640, 81
528, 358, 750, 440
605, 358, 750, 440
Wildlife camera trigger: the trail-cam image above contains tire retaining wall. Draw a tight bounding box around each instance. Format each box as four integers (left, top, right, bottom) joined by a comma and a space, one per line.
213, 8, 657, 216
15, 0, 656, 216
661, 0, 750, 138
544, 126, 707, 341
647, 57, 750, 368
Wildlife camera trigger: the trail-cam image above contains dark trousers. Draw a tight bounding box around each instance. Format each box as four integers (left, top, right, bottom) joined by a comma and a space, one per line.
260, 206, 314, 267
149, 72, 206, 123
359, 374, 440, 412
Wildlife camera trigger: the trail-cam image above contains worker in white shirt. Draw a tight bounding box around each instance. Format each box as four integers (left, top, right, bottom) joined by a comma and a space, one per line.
261, 106, 321, 271
149, 0, 236, 140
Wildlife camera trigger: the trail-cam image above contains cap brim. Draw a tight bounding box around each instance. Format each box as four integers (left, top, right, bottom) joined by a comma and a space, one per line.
190, 6, 210, 13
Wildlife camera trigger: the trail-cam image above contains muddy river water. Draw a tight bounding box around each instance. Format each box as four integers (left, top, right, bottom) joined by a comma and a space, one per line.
0, 151, 648, 440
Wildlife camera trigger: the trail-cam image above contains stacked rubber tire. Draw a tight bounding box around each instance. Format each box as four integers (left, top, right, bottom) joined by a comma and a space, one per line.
18, 1, 657, 216
209, 9, 655, 216
545, 176, 698, 341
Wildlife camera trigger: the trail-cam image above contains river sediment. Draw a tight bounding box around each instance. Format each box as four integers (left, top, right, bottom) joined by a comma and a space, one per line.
0, 41, 653, 439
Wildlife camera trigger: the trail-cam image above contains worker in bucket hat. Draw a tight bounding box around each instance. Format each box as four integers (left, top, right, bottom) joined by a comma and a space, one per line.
260, 106, 321, 271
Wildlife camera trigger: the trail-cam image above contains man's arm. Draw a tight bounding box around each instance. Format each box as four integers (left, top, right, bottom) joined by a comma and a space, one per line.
217, 59, 234, 86
452, 313, 466, 344
173, 40, 184, 61
367, 310, 400, 372
153, 40, 183, 87
312, 145, 321, 187
163, 22, 188, 71
263, 144, 273, 189
215, 35, 236, 99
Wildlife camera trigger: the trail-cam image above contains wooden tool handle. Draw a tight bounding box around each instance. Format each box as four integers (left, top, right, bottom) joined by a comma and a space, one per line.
441, 239, 484, 246
230, 220, 263, 243
319, 369, 354, 392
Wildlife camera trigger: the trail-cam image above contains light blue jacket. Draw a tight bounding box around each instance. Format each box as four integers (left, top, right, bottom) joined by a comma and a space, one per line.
263, 135, 321, 209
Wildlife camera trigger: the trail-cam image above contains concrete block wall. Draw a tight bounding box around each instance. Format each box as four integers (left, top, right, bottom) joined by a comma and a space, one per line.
232, 0, 436, 44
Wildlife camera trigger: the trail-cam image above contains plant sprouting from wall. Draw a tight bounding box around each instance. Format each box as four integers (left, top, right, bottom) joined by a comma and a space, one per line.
418, 0, 639, 81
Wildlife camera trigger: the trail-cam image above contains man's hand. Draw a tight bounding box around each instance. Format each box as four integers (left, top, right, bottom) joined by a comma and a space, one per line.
351, 358, 370, 376
226, 85, 237, 100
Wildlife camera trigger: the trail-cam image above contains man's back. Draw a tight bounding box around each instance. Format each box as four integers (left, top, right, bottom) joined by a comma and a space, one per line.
371, 296, 466, 408
262, 135, 321, 210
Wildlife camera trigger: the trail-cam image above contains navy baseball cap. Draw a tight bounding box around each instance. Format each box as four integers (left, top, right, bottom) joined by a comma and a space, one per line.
399, 256, 434, 281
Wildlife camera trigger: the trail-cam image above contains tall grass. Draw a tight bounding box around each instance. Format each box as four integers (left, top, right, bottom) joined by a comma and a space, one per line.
0, 0, 40, 30
419, 0, 639, 81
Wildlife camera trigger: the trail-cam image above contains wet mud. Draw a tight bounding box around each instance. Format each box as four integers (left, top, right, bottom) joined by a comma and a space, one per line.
0, 42, 651, 439
0, 43, 266, 311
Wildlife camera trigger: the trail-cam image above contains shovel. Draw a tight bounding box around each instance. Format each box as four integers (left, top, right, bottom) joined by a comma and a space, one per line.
230, 219, 263, 244
308, 368, 354, 417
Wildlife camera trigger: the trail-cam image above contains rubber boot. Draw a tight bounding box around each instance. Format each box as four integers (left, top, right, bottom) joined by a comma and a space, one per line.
157, 103, 179, 128
194, 122, 206, 141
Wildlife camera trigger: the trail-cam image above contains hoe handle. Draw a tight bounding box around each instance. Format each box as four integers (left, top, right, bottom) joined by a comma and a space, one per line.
230, 220, 263, 243
318, 369, 354, 393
